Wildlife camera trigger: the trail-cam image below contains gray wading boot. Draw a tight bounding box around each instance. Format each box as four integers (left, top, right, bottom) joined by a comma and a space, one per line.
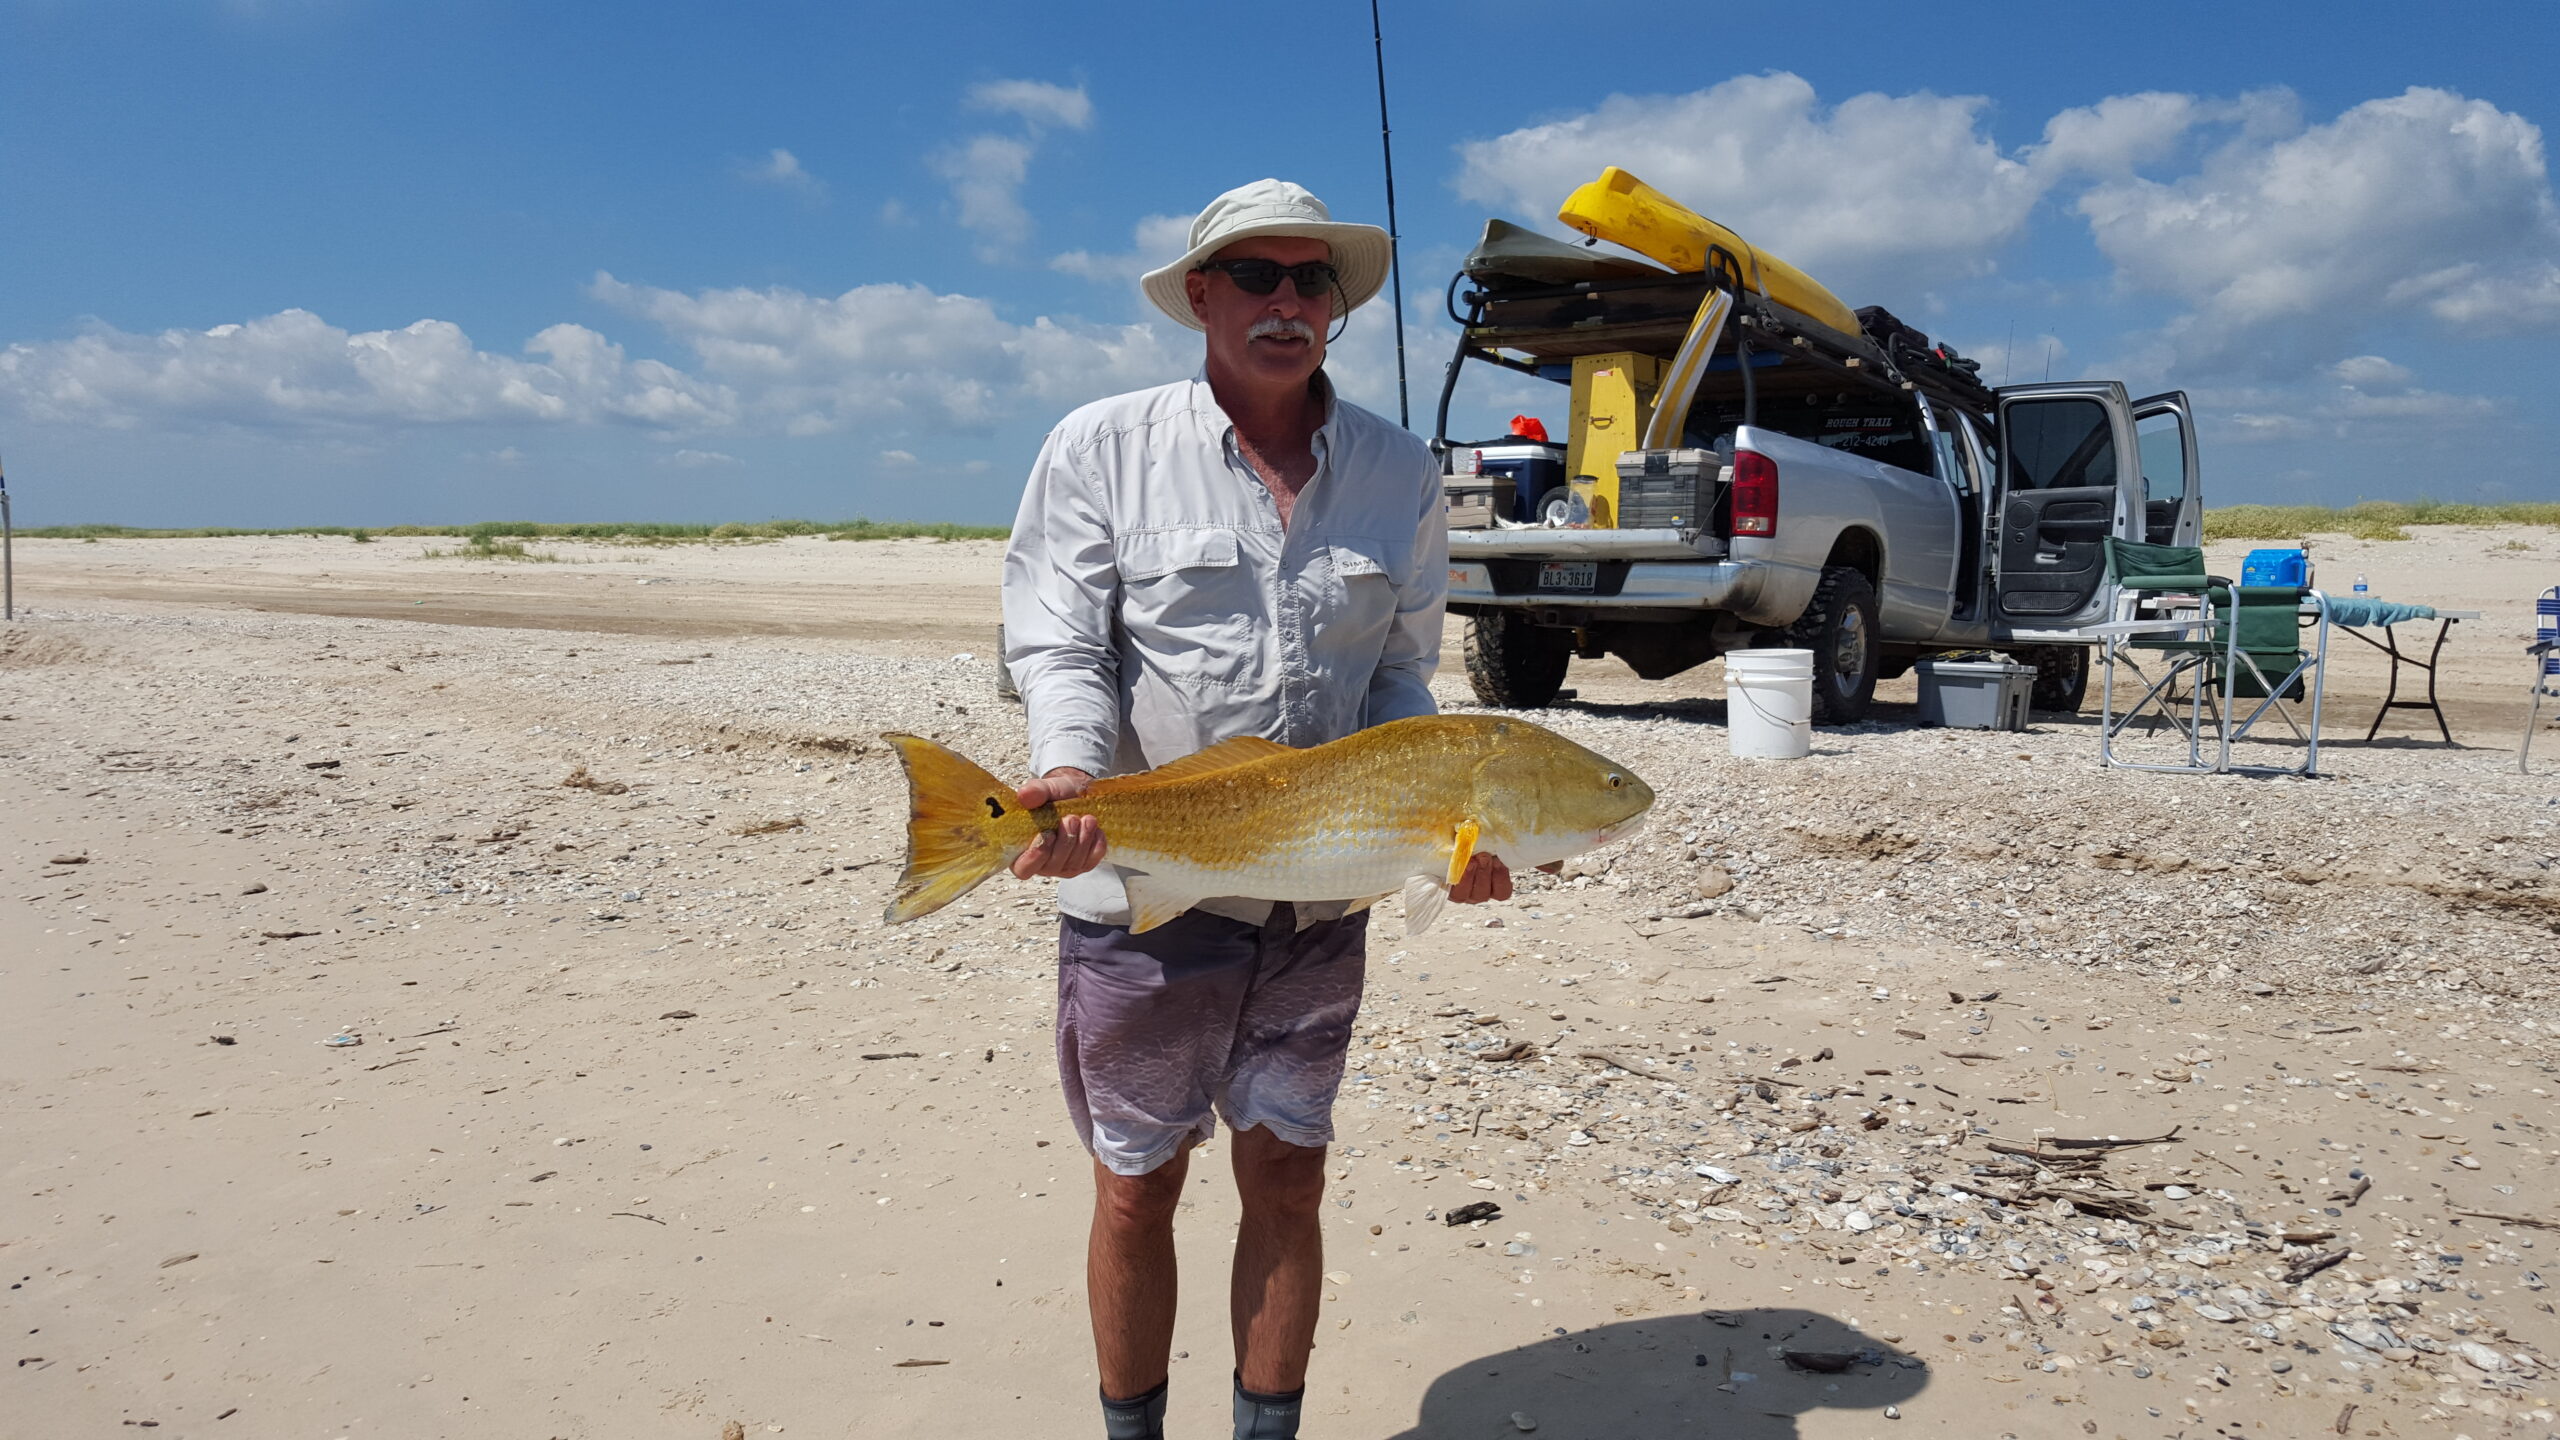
1233, 1373, 1304, 1439
1100, 1380, 1167, 1440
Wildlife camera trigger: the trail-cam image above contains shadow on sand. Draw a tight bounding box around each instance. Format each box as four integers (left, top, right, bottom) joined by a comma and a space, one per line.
1384, 1307, 1925, 1439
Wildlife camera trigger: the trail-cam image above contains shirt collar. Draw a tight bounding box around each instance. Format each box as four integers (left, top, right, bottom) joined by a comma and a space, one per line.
1192, 367, 1341, 454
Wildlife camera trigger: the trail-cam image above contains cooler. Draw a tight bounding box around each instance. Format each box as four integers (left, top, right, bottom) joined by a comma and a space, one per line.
1451, 440, 1565, 523
1915, 656, 2035, 731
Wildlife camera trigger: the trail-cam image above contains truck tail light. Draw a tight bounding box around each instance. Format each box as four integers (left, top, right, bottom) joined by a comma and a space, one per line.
1731, 449, 1778, 536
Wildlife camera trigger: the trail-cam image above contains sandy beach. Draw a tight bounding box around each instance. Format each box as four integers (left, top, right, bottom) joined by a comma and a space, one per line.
5, 530, 2558, 1439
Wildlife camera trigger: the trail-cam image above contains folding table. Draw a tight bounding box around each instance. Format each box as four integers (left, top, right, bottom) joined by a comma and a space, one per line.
2323, 598, 2482, 743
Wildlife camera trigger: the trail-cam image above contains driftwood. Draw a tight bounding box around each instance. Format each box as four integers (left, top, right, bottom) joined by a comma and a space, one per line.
1982, 1129, 2179, 1161
2453, 1208, 2560, 1233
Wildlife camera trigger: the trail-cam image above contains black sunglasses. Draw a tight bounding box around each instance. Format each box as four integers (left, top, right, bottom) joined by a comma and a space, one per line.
1195, 258, 1339, 299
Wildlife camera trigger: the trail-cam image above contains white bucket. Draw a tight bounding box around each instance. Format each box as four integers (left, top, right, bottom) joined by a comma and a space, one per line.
1725, 648, 1814, 759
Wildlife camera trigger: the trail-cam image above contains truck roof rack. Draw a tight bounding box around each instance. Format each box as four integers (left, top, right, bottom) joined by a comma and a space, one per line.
1434, 219, 1996, 446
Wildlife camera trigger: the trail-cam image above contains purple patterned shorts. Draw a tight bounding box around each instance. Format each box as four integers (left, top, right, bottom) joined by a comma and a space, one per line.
1055, 905, 1368, 1176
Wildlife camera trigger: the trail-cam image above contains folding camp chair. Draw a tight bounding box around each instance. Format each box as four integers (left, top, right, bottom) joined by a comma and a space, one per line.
2094, 539, 2328, 776
2526, 586, 2560, 775
2094, 539, 2225, 773
2215, 583, 2329, 778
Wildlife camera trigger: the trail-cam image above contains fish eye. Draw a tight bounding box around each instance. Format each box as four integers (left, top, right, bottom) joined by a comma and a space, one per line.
1605, 773, 1624, 789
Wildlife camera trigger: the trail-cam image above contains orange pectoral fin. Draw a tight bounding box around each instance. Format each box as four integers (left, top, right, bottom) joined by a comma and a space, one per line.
1445, 820, 1479, 888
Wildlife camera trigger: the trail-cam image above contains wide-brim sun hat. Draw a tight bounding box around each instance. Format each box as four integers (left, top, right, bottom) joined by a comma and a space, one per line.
1140, 178, 1393, 332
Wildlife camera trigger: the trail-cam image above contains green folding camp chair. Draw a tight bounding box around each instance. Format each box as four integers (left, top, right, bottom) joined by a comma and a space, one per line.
2095, 539, 2224, 773
2095, 539, 2329, 775
2214, 582, 2329, 776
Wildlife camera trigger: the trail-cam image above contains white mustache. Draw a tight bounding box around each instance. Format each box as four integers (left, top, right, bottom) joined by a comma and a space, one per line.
1249, 316, 1317, 343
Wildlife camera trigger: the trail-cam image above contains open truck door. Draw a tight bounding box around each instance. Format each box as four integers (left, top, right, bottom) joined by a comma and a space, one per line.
2133, 390, 2203, 549
1990, 381, 2141, 633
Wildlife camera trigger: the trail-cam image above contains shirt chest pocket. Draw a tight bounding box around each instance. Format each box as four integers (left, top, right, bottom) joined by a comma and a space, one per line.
1324, 534, 1410, 588
1117, 527, 1258, 689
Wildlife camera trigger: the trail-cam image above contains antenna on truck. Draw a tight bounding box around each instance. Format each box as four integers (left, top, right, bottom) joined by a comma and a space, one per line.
1369, 0, 1409, 428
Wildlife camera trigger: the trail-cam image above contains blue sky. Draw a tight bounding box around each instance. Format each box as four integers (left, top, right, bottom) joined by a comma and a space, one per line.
5, 0, 2557, 526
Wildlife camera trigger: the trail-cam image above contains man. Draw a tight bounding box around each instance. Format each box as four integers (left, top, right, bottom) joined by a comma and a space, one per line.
1001, 179, 1518, 1440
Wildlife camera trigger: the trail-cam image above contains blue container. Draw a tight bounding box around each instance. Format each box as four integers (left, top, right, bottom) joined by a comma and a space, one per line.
2241, 548, 2309, 587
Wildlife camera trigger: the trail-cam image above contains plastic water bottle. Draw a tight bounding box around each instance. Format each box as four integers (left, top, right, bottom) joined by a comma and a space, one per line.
2353, 573, 2369, 598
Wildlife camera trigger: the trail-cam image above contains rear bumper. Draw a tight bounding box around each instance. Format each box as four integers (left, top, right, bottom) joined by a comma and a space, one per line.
1448, 528, 1720, 562
1447, 556, 1764, 613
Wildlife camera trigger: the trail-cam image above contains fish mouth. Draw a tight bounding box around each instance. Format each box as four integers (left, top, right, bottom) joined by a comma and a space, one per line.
1594, 810, 1652, 846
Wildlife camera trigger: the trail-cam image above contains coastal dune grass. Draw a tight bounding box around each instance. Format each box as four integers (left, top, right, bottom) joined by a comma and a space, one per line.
2203, 499, 2560, 542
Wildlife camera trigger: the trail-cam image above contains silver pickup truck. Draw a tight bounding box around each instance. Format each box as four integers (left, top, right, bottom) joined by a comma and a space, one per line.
1433, 222, 2204, 723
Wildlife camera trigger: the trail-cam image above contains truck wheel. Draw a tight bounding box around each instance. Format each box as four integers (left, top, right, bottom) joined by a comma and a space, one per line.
2025, 644, 2089, 713
1780, 567, 1881, 725
1464, 614, 1571, 709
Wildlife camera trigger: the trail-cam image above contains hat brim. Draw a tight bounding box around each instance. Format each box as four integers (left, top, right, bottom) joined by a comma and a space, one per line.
1140, 219, 1393, 332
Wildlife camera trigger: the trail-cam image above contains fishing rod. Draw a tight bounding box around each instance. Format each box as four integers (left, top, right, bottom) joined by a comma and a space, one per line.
1369, 0, 1409, 428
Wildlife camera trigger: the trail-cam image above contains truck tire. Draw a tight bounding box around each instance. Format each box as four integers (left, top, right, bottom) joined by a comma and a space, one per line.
2024, 644, 2089, 713
1779, 566, 1881, 725
1464, 614, 1571, 709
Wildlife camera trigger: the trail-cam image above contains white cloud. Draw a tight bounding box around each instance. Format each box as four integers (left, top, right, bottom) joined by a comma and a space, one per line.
0, 309, 733, 432
2196, 362, 2500, 449
739, 147, 825, 202
966, 78, 1093, 132
1052, 213, 1194, 284
931, 134, 1037, 255
1452, 72, 2043, 295
2218, 410, 2318, 445
2029, 92, 2208, 177
0, 276, 1197, 443
588, 271, 1185, 431
2079, 86, 2560, 368
878, 448, 918, 466
664, 448, 742, 467
2411, 262, 2560, 329
933, 79, 1094, 259
2328, 354, 2413, 390
2324, 385, 2498, 421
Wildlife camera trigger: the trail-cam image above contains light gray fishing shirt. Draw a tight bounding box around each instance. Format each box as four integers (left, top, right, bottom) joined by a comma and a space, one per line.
1002, 371, 1447, 927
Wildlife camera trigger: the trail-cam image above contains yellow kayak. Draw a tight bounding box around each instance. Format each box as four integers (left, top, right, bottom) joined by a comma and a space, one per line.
1557, 167, 1859, 337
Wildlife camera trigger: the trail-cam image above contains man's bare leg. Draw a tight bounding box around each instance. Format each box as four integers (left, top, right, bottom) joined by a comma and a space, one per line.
1229, 1124, 1328, 1394
1089, 1149, 1192, 1402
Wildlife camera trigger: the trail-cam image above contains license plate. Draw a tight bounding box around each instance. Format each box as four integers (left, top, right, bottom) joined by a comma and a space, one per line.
1537, 561, 1597, 592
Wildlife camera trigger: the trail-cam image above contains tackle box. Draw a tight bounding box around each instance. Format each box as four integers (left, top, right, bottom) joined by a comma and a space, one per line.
1613, 447, 1723, 530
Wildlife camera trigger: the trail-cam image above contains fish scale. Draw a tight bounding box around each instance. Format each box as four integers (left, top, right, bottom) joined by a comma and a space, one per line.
884, 714, 1655, 933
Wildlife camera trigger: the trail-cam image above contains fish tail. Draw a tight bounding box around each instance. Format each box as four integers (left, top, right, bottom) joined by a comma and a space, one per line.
882, 732, 1030, 924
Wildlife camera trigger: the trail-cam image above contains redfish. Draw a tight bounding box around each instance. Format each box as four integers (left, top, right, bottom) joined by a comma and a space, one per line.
884, 714, 1654, 933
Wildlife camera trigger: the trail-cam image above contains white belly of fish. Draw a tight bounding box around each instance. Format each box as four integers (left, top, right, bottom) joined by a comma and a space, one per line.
1107, 820, 1605, 934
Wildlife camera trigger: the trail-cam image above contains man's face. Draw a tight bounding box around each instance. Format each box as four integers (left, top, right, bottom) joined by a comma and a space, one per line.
1184, 235, 1334, 396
